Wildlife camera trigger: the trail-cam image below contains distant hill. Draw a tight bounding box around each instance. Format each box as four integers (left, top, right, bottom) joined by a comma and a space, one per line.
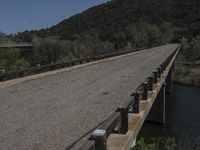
14, 0, 200, 42
53, 0, 199, 32
4, 0, 200, 88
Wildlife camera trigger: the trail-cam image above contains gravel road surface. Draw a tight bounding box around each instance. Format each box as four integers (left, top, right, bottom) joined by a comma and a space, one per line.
0, 44, 179, 150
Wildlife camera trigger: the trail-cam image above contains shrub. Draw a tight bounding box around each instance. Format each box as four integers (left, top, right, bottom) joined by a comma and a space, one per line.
133, 137, 176, 150
0, 48, 30, 70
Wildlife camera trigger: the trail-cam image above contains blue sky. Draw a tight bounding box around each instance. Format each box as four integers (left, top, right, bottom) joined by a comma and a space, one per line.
0, 0, 109, 34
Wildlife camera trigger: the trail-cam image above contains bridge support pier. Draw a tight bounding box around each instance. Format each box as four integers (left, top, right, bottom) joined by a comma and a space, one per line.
166, 68, 172, 94
146, 84, 166, 124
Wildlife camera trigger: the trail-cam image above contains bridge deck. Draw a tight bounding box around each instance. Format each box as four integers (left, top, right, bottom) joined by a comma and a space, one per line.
0, 44, 179, 150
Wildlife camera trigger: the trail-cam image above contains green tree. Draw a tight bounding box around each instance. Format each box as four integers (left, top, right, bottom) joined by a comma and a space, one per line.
126, 23, 149, 48
0, 31, 14, 43
32, 36, 62, 64
160, 22, 173, 43
113, 32, 127, 50
0, 48, 30, 70
133, 137, 176, 150
181, 36, 200, 63
180, 37, 190, 61
190, 36, 200, 62
144, 23, 164, 46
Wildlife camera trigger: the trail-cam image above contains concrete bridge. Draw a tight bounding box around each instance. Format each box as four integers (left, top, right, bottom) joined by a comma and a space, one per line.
0, 44, 180, 150
0, 43, 33, 48
0, 43, 33, 61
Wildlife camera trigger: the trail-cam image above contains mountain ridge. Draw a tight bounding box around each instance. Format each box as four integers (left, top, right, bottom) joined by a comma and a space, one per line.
14, 0, 200, 42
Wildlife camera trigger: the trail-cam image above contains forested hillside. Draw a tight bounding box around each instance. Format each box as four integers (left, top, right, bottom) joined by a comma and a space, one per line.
14, 0, 200, 42
1, 0, 200, 81
12, 0, 200, 64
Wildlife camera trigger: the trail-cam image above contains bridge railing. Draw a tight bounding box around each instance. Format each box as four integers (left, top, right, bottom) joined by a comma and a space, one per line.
0, 45, 160, 82
78, 45, 181, 150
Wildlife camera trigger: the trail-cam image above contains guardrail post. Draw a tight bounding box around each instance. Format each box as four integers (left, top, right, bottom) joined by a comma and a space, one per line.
157, 67, 161, 78
171, 62, 175, 71
117, 107, 128, 134
132, 92, 140, 113
162, 62, 166, 71
142, 82, 148, 100
71, 61, 75, 66
148, 76, 154, 91
80, 59, 83, 64
160, 64, 164, 74
153, 71, 158, 83
91, 129, 107, 150
86, 57, 90, 62
17, 67, 24, 77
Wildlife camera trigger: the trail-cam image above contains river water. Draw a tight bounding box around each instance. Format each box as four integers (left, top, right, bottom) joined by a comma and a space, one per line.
138, 83, 200, 145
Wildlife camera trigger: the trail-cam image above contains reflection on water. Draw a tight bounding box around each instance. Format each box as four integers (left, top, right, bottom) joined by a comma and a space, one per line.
138, 83, 200, 144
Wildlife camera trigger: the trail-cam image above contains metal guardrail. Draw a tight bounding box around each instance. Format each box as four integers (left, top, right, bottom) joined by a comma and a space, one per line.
0, 45, 159, 82
79, 44, 181, 150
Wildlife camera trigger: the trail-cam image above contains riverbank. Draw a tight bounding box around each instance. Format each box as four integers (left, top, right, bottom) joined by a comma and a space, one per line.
133, 83, 200, 150
173, 36, 200, 88
173, 64, 200, 87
